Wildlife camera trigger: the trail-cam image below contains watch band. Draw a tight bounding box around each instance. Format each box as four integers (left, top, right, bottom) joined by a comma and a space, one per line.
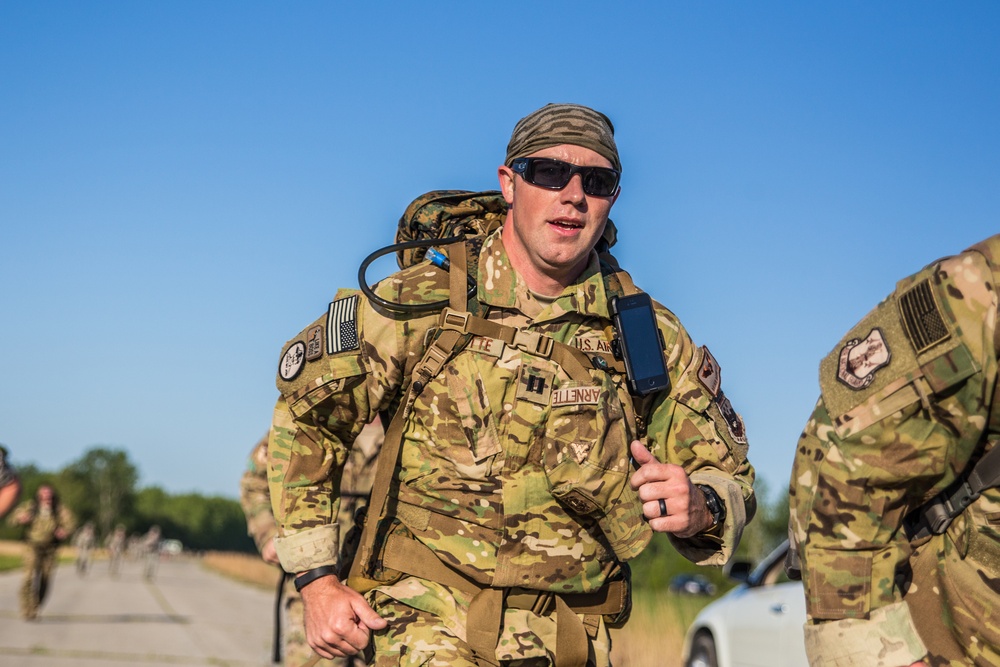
293, 565, 338, 592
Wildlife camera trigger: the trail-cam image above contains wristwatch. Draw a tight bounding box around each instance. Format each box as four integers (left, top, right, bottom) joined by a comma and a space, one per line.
697, 484, 726, 528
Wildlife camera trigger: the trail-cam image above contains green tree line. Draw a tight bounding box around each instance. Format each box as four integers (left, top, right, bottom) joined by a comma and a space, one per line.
0, 446, 255, 553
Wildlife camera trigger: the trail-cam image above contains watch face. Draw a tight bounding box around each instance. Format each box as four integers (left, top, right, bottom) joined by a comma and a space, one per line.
699, 485, 723, 524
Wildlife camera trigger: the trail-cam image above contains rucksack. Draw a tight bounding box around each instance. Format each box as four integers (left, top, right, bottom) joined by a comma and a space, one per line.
394, 189, 621, 269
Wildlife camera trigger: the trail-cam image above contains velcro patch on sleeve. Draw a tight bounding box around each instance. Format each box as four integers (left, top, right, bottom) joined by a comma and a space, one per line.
696, 346, 721, 397
279, 341, 307, 381
898, 279, 950, 354
715, 392, 747, 446
305, 325, 324, 361
819, 301, 919, 420
327, 295, 360, 355
836, 328, 891, 390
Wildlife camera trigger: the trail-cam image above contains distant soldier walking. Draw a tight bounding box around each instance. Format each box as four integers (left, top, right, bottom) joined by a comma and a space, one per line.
8, 484, 76, 620
140, 525, 161, 581
106, 524, 127, 576
74, 521, 96, 575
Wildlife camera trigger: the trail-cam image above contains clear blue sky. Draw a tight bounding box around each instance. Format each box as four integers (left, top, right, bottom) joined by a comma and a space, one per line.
2, 3, 997, 501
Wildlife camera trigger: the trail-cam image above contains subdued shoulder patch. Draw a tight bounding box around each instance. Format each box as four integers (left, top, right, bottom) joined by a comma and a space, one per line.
305, 325, 324, 361
898, 279, 950, 354
696, 346, 721, 397
716, 392, 747, 445
278, 341, 306, 381
327, 295, 360, 355
836, 328, 891, 390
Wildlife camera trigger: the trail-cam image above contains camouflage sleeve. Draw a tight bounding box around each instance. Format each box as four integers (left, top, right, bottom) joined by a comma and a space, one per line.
646, 306, 756, 565
7, 500, 33, 527
789, 249, 998, 667
239, 434, 278, 554
268, 284, 437, 574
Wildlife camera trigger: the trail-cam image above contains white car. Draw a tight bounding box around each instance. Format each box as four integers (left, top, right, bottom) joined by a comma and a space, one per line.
682, 540, 808, 667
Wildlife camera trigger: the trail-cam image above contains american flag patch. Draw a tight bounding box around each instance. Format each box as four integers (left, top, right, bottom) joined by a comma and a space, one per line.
327, 295, 360, 354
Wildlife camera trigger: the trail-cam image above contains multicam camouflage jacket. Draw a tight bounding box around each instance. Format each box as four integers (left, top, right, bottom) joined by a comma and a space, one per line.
789, 234, 1000, 667
268, 228, 755, 592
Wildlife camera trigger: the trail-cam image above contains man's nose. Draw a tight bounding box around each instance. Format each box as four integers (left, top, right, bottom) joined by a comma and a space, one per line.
561, 173, 586, 204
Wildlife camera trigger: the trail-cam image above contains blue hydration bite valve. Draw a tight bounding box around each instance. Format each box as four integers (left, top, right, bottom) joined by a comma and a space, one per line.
425, 247, 450, 270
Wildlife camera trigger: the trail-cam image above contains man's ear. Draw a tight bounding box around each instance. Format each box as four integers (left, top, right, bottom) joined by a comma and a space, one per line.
498, 165, 515, 204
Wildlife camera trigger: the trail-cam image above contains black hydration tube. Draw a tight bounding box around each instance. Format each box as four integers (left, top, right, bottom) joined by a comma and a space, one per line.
357, 236, 477, 314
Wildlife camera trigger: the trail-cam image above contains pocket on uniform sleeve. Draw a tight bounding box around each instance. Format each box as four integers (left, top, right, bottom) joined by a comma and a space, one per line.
805, 547, 873, 620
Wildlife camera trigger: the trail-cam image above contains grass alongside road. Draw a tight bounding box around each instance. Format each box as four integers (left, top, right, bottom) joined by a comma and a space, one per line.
201, 550, 283, 590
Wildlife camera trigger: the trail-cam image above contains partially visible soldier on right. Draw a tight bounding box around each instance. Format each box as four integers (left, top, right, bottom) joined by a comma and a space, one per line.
240, 417, 382, 667
789, 233, 1000, 667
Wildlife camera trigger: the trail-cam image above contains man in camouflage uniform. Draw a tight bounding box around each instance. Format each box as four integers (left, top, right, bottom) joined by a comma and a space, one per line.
241, 418, 382, 667
0, 445, 21, 519
9, 483, 76, 620
268, 103, 756, 666
789, 234, 1000, 667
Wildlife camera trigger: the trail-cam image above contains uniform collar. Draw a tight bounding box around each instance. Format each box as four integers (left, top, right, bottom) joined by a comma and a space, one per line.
476, 228, 612, 322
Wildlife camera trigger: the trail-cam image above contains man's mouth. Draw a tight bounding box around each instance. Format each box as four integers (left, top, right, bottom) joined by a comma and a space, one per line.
550, 219, 583, 230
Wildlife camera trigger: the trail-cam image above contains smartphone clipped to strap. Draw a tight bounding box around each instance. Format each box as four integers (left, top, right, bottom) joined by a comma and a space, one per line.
610, 293, 670, 396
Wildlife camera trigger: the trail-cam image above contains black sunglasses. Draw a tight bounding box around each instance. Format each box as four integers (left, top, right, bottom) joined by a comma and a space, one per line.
510, 157, 620, 197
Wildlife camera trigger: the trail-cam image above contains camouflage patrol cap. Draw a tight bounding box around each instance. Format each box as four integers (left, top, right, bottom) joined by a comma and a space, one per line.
505, 103, 621, 172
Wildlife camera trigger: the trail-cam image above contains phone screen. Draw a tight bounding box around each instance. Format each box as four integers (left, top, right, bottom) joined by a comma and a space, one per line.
613, 294, 670, 395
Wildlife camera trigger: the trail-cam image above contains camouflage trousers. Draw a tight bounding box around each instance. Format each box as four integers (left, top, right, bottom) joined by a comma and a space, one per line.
20, 544, 57, 619
365, 586, 613, 667
908, 525, 1000, 667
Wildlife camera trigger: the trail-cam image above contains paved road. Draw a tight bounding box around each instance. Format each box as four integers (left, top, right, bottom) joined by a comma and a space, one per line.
0, 556, 277, 667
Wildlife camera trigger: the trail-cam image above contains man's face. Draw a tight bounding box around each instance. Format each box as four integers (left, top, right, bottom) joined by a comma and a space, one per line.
498, 144, 619, 292
37, 485, 53, 504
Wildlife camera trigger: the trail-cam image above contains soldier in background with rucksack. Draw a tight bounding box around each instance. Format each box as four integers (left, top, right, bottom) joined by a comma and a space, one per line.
9, 483, 76, 620
267, 103, 756, 665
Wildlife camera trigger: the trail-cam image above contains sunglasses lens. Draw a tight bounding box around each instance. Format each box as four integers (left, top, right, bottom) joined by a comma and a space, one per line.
582, 169, 618, 197
528, 159, 573, 188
